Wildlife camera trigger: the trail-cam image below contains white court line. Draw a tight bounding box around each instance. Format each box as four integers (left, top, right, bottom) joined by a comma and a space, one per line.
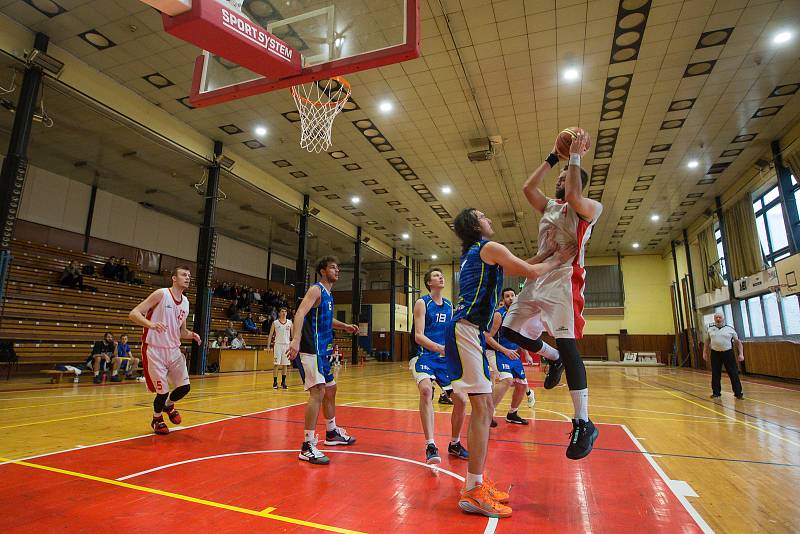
620, 424, 713, 534
0, 402, 305, 466
116, 448, 496, 534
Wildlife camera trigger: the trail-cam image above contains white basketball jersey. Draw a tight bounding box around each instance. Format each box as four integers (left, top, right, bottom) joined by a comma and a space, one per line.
531, 198, 601, 288
145, 288, 190, 349
273, 319, 292, 345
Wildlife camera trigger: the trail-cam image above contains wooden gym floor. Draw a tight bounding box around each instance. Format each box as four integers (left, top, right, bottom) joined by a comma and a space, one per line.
0, 362, 798, 533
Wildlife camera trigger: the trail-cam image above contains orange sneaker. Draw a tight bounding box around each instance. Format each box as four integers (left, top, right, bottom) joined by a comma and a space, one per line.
459, 484, 512, 518
483, 478, 510, 504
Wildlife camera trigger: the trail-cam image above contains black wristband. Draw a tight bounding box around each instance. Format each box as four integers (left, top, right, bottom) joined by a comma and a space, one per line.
545, 153, 560, 168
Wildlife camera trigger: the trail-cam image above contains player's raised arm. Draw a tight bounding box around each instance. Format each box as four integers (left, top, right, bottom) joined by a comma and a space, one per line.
565, 132, 602, 222
522, 160, 553, 214
129, 290, 167, 332
414, 298, 445, 355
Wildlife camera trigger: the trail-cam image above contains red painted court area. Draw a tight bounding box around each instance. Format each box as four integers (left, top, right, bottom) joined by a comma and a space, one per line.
1, 405, 703, 533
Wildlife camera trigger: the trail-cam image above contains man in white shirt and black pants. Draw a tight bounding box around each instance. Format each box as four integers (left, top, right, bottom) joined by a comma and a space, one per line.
703, 313, 744, 399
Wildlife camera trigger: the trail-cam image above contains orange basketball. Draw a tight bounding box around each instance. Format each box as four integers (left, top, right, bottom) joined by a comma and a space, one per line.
555, 127, 590, 159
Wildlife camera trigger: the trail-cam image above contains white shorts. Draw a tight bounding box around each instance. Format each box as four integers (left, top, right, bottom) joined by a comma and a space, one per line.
273, 343, 290, 366
503, 270, 585, 339
445, 321, 492, 395
298, 353, 336, 391
142, 345, 189, 394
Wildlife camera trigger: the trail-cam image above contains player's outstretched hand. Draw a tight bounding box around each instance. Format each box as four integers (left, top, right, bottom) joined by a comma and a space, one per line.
287, 341, 300, 361
570, 130, 591, 157
556, 243, 579, 264
505, 349, 521, 360
191, 331, 202, 345
345, 323, 360, 335
150, 321, 167, 333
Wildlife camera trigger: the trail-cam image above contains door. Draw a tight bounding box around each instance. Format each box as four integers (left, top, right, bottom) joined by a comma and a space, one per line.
606, 334, 620, 362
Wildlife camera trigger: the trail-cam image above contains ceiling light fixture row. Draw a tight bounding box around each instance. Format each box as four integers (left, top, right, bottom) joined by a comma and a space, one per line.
353, 119, 395, 152
609, 0, 652, 64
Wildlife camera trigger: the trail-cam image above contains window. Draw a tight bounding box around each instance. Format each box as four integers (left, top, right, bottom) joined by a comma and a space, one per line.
752, 184, 791, 266
737, 292, 800, 338
714, 226, 727, 280
584, 265, 624, 307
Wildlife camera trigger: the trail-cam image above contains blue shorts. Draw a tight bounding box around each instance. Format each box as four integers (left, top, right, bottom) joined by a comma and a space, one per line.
410, 354, 452, 389
496, 352, 527, 382
296, 353, 335, 391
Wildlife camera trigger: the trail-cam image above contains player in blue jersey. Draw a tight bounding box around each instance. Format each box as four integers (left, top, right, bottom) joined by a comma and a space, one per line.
287, 256, 359, 465
485, 288, 531, 425
411, 267, 468, 465
448, 208, 575, 519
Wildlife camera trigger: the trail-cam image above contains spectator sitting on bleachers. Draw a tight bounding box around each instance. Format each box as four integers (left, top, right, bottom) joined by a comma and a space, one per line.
252, 288, 261, 303
258, 314, 269, 334
59, 260, 85, 290
224, 321, 238, 340
210, 336, 223, 348
116, 334, 140, 379
115, 257, 131, 282
102, 256, 117, 279
86, 332, 122, 384
231, 333, 247, 350
227, 300, 242, 321
243, 313, 259, 334
221, 336, 231, 349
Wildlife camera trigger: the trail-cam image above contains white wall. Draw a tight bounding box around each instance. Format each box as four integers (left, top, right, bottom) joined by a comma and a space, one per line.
19, 166, 91, 234
216, 234, 268, 278
90, 189, 199, 261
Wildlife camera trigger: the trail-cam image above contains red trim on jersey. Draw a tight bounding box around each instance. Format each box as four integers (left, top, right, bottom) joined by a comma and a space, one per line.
571, 218, 591, 339
142, 309, 156, 393
167, 288, 184, 305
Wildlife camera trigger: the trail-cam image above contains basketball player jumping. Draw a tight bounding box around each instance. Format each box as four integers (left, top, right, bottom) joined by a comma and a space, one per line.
448, 208, 575, 518
268, 306, 292, 390
287, 256, 359, 465
411, 267, 468, 465
501, 130, 603, 460
129, 266, 202, 435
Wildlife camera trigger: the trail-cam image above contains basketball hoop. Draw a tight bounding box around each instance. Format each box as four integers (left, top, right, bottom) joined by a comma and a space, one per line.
290, 77, 351, 153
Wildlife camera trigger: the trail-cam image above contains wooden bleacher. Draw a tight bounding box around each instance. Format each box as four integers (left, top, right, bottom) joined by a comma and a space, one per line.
1, 239, 275, 373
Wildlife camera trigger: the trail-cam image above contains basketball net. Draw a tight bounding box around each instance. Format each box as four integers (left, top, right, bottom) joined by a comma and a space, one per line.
290, 77, 351, 153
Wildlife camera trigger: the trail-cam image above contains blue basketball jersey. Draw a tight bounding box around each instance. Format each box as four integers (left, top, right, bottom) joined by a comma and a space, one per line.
417, 294, 452, 359
300, 282, 334, 356
495, 306, 518, 350
452, 240, 503, 331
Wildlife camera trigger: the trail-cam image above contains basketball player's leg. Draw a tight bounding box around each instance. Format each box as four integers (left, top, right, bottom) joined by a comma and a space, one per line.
163, 348, 190, 426
318, 355, 354, 446
501, 298, 562, 388
445, 321, 510, 518
297, 353, 330, 464
410, 357, 440, 462
143, 347, 172, 435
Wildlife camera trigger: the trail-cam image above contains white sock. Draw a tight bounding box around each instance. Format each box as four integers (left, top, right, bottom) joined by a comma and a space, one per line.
450, 437, 460, 445
94, 371, 99, 376
538, 343, 560, 361
570, 388, 589, 421
466, 472, 483, 490
325, 417, 336, 432
426, 439, 435, 446
153, 412, 161, 418
304, 429, 315, 443
165, 400, 174, 409
509, 407, 518, 414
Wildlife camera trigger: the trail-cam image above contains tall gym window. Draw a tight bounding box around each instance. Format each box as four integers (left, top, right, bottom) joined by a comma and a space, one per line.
752, 183, 793, 266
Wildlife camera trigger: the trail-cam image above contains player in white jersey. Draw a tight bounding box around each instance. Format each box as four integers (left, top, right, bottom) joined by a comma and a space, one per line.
268, 307, 292, 390
129, 266, 202, 435
501, 131, 603, 460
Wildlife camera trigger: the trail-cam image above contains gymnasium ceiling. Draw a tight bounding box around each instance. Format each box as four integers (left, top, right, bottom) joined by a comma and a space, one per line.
0, 0, 799, 262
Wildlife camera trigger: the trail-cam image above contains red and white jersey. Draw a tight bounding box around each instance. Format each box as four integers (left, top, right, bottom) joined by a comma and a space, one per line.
273, 319, 292, 345
144, 288, 190, 349
530, 198, 601, 287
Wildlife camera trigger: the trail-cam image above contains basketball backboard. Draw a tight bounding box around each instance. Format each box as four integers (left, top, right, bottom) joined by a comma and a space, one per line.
155, 0, 419, 107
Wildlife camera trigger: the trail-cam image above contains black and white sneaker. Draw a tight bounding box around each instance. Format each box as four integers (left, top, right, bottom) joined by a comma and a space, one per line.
566, 419, 598, 460
324, 427, 356, 446
299, 437, 329, 465
438, 392, 454, 405
544, 359, 564, 389
425, 443, 441, 465
273, 381, 278, 390
526, 389, 536, 408
505, 411, 529, 425
448, 441, 469, 460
